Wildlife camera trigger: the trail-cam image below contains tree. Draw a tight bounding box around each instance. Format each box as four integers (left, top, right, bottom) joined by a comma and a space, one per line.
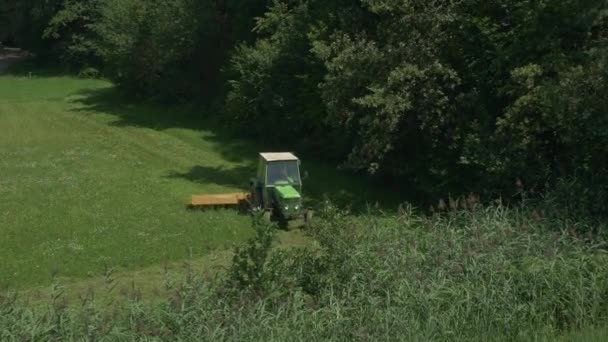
225, 0, 608, 199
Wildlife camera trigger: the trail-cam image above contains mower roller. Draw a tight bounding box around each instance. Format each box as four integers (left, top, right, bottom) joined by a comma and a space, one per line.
189, 152, 312, 225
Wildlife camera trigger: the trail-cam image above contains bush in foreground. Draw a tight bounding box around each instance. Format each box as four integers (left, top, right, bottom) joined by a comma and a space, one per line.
2, 204, 607, 341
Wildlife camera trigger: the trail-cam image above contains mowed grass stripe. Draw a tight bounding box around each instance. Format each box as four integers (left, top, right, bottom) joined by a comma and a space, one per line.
0, 75, 253, 289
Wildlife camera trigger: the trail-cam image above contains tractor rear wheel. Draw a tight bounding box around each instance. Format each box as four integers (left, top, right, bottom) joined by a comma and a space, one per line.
251, 187, 263, 208
263, 210, 272, 223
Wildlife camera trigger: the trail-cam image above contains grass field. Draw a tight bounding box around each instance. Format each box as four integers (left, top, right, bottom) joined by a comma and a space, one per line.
1, 65, 607, 341
0, 67, 399, 290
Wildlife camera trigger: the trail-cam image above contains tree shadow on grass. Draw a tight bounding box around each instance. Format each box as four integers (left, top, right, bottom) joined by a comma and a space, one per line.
166, 165, 253, 190
71, 87, 203, 130
166, 164, 407, 213
3, 57, 74, 78
71, 87, 255, 164
70, 87, 409, 213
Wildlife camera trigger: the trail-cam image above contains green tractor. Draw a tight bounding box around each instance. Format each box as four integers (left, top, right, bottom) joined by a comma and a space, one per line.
249, 152, 312, 225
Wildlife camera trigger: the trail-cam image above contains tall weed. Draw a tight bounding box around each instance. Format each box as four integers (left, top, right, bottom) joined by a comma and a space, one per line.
1, 203, 607, 340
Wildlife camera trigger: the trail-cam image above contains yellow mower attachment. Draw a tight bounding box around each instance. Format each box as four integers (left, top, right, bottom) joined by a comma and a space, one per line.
189, 192, 250, 209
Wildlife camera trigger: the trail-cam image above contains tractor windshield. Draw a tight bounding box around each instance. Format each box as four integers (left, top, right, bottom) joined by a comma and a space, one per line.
267, 161, 301, 185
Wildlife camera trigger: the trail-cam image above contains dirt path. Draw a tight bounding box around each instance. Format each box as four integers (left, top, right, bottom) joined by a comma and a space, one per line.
0, 47, 29, 73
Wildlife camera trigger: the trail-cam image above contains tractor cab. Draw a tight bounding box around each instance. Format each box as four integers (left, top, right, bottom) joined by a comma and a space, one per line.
190, 151, 312, 226
250, 152, 309, 222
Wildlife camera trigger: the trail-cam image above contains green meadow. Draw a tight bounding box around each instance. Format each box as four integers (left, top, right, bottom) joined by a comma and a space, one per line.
0, 70, 397, 289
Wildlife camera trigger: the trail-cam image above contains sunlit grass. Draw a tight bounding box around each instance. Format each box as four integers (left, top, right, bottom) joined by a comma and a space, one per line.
0, 70, 400, 289
0, 74, 256, 288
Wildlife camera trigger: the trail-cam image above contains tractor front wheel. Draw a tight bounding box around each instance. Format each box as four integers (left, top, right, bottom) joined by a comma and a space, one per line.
304, 210, 313, 226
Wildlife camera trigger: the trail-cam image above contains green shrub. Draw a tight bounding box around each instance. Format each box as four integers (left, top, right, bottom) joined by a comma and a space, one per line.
77, 66, 100, 79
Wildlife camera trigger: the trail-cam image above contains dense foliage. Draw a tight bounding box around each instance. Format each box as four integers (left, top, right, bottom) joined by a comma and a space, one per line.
3, 0, 608, 202
2, 206, 607, 340
5, 0, 266, 100
0, 0, 63, 54
226, 0, 608, 201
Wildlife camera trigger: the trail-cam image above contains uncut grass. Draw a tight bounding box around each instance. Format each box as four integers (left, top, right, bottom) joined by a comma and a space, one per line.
19, 229, 310, 307
1, 205, 607, 340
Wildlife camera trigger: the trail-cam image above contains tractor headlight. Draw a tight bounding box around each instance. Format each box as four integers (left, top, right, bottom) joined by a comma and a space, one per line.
284, 205, 289, 211
294, 205, 299, 210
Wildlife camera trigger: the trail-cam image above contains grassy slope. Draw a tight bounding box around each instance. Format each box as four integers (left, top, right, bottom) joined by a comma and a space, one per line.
0, 69, 401, 289
0, 74, 256, 288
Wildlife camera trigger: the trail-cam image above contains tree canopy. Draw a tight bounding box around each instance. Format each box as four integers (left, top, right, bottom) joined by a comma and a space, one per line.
3, 0, 608, 207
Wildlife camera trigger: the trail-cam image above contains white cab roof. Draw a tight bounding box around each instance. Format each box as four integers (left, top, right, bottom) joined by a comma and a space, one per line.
259, 152, 299, 162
